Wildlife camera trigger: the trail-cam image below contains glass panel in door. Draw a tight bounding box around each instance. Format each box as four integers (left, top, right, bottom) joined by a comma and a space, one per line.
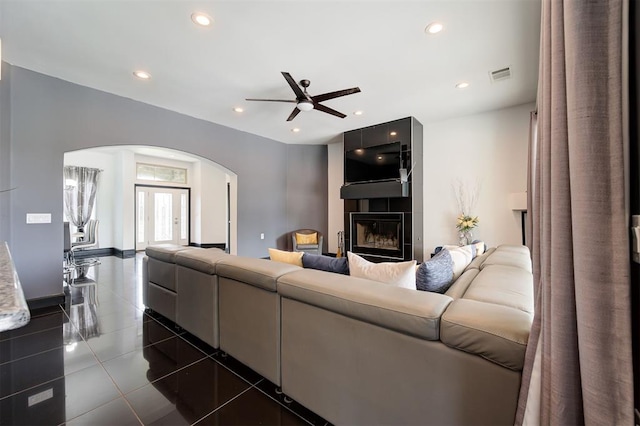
135, 187, 189, 250
154, 192, 173, 242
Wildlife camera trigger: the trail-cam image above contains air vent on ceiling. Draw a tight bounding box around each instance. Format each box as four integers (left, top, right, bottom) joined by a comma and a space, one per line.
489, 66, 512, 83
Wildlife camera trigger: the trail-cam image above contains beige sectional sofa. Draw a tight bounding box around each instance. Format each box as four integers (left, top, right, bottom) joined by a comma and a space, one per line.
143, 244, 533, 425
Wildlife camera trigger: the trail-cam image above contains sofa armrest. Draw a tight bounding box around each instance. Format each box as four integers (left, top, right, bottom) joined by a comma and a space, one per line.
278, 269, 453, 340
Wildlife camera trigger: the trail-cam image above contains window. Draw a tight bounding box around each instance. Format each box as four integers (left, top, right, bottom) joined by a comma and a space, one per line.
136, 163, 187, 184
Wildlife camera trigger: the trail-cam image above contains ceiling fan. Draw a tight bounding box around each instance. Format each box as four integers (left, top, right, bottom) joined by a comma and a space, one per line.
246, 72, 361, 121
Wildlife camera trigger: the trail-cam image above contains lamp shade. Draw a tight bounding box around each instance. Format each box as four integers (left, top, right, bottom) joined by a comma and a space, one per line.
508, 192, 527, 211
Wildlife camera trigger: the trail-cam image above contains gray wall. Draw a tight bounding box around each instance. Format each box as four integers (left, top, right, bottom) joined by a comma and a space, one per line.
2, 64, 327, 301
0, 62, 11, 242
283, 144, 328, 251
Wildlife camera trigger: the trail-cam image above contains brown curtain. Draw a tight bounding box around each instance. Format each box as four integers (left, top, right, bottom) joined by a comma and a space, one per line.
516, 0, 634, 424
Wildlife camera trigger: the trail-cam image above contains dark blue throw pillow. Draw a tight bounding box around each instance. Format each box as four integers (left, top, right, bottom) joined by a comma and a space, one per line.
416, 249, 455, 293
302, 253, 350, 275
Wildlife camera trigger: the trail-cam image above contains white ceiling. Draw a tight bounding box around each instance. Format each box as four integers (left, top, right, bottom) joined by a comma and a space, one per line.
0, 0, 541, 145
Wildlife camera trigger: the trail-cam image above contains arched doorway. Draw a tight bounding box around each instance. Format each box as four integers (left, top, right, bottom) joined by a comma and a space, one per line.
64, 145, 238, 255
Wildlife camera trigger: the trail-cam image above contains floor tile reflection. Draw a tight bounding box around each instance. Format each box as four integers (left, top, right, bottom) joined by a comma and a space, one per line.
125, 357, 251, 425
1, 255, 326, 425
0, 364, 120, 424
197, 387, 308, 426
102, 334, 207, 394
66, 397, 142, 426
0, 322, 82, 365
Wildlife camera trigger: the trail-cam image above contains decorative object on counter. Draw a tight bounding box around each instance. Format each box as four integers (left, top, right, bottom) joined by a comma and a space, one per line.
456, 214, 479, 245
453, 179, 481, 246
0, 242, 30, 331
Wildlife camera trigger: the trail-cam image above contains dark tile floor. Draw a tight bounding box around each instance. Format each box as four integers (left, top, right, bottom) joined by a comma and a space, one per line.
0, 255, 329, 425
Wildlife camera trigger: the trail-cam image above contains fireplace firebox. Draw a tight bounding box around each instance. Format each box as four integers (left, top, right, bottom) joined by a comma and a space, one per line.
350, 212, 404, 260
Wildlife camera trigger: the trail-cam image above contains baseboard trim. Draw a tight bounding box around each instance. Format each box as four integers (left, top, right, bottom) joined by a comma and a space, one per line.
73, 247, 136, 259
113, 248, 136, 259
27, 294, 65, 310
189, 243, 227, 250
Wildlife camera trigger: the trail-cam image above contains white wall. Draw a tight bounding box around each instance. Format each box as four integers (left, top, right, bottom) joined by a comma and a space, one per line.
192, 160, 228, 245
422, 102, 533, 254
327, 102, 533, 257
116, 150, 135, 250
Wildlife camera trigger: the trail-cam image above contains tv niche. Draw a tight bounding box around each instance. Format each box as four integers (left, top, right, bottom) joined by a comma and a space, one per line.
345, 141, 403, 184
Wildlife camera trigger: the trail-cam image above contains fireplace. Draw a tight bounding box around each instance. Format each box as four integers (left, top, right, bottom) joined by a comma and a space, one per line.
350, 212, 404, 260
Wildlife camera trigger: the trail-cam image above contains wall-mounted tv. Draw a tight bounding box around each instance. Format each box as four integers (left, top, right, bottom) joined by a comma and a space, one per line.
345, 142, 402, 184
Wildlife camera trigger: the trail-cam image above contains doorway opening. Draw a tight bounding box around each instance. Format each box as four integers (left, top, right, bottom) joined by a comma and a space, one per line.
136, 185, 190, 251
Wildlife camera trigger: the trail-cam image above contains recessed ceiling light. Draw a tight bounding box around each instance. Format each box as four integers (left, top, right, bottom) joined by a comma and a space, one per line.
425, 22, 444, 34
377, 155, 383, 160
191, 12, 212, 27
353, 111, 364, 116
233, 107, 244, 113
291, 128, 300, 133
390, 131, 397, 136
455, 82, 470, 89
133, 70, 151, 80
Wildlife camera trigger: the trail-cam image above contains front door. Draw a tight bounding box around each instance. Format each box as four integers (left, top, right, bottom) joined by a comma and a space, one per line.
136, 186, 189, 251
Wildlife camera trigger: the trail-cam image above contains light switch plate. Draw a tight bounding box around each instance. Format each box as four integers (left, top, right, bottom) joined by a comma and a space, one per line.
26, 213, 51, 224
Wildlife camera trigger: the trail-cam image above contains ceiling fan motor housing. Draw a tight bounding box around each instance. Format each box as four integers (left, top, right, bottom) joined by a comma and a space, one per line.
297, 100, 314, 111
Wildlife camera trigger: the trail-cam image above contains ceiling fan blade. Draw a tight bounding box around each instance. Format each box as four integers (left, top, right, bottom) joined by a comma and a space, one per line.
281, 72, 307, 100
286, 107, 301, 121
313, 103, 347, 119
245, 98, 297, 103
312, 87, 361, 103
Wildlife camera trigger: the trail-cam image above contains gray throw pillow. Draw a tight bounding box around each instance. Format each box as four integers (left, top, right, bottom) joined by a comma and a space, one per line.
302, 253, 350, 275
416, 249, 455, 293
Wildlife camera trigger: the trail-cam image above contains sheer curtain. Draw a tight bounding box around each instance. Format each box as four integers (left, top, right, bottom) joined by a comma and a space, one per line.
63, 166, 101, 232
516, 0, 634, 424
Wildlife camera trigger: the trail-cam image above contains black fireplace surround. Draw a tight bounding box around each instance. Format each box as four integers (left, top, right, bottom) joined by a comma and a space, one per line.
350, 212, 404, 260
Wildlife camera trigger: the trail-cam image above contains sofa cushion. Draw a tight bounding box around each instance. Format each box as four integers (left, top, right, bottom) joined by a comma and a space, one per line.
295, 232, 318, 245
175, 248, 228, 274
347, 252, 417, 290
416, 250, 454, 293
463, 265, 534, 314
443, 245, 475, 279
269, 248, 304, 267
471, 240, 486, 256
464, 247, 496, 271
444, 269, 479, 299
217, 256, 301, 292
302, 253, 349, 275
440, 299, 532, 371
480, 245, 532, 272
278, 268, 453, 340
